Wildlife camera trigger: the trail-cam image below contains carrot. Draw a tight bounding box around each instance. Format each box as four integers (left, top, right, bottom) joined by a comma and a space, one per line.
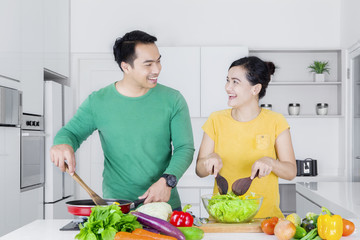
114, 231, 154, 240
132, 228, 177, 240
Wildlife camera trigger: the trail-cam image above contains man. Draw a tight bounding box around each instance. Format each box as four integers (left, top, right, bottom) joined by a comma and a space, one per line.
50, 30, 195, 210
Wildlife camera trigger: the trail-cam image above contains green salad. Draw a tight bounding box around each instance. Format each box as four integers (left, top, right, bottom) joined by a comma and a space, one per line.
207, 192, 262, 223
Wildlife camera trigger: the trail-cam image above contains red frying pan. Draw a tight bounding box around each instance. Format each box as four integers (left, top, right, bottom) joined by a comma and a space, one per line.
66, 198, 145, 216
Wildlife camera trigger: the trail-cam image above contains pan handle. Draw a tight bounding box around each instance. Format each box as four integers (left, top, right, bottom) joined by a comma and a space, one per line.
130, 198, 145, 209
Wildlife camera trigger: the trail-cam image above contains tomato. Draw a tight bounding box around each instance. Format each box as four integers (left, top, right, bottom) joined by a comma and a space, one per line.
343, 218, 355, 236
261, 217, 279, 235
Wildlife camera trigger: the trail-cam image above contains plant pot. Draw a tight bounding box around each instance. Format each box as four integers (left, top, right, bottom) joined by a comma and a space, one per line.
314, 73, 325, 82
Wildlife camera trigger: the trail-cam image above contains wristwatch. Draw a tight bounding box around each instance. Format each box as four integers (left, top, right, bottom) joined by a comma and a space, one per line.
161, 174, 177, 188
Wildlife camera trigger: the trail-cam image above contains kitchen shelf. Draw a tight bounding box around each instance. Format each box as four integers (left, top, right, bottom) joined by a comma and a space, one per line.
279, 175, 347, 184
284, 114, 344, 118
270, 81, 341, 86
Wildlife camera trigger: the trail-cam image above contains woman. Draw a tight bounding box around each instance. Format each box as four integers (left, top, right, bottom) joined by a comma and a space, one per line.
196, 56, 296, 218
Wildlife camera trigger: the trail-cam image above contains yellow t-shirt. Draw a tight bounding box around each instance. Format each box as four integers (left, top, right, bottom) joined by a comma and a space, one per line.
202, 108, 289, 218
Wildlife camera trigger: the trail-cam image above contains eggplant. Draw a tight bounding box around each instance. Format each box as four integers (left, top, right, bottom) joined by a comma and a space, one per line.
131, 211, 186, 240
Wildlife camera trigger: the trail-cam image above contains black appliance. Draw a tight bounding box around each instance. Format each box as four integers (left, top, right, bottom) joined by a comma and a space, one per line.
296, 158, 318, 176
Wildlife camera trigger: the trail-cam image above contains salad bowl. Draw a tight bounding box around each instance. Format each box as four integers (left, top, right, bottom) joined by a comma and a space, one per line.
201, 193, 263, 223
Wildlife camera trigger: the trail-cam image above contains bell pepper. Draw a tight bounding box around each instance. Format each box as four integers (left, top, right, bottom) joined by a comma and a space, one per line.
317, 206, 343, 240
169, 204, 194, 227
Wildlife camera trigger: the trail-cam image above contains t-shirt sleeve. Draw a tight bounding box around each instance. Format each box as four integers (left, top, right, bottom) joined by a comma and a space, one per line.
275, 114, 290, 139
202, 113, 216, 141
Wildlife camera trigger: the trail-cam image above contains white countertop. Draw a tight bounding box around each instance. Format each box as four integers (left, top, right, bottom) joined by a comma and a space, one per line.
177, 174, 347, 187
2, 219, 360, 240
0, 219, 277, 240
296, 181, 360, 219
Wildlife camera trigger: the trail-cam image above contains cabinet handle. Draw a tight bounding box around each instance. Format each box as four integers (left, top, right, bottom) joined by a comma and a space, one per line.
356, 156, 360, 159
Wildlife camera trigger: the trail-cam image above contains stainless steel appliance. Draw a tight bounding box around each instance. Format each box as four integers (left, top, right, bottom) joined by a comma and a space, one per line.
21, 114, 45, 190
0, 86, 21, 126
44, 81, 74, 219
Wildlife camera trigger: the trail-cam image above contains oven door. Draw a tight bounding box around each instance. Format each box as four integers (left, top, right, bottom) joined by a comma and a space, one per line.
21, 130, 45, 190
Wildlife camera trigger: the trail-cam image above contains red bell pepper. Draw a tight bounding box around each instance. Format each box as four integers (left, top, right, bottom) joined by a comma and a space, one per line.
169, 204, 194, 227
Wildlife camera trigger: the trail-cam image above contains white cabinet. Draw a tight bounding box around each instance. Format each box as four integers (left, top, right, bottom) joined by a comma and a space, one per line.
158, 47, 201, 117
44, 0, 70, 77
250, 50, 343, 116
200, 47, 248, 117
20, 187, 44, 226
0, 127, 21, 237
20, 0, 44, 115
0, 0, 21, 81
159, 46, 249, 117
296, 192, 321, 219
0, 0, 45, 115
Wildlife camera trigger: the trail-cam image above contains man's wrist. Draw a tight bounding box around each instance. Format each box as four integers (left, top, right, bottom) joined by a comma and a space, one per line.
161, 174, 177, 188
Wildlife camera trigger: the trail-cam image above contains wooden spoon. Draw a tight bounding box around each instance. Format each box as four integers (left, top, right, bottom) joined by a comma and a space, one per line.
213, 166, 228, 195
64, 162, 108, 206
231, 170, 259, 196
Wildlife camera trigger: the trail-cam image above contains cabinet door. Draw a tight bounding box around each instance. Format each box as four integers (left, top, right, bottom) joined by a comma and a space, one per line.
44, 0, 70, 77
158, 47, 201, 117
201, 47, 248, 117
20, 187, 44, 226
296, 192, 321, 219
0, 0, 21, 81
0, 127, 21, 236
20, 0, 44, 115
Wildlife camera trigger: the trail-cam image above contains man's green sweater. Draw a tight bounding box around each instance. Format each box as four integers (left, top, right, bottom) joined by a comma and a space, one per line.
54, 83, 195, 209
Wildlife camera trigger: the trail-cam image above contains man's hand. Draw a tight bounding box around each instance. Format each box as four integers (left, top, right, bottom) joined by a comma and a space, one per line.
50, 144, 76, 175
138, 177, 171, 204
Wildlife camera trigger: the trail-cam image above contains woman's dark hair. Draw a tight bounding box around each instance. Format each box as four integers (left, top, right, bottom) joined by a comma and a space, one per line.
113, 30, 157, 71
229, 56, 275, 99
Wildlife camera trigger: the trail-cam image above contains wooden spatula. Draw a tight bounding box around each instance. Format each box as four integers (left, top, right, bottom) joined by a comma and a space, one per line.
64, 162, 108, 206
215, 173, 229, 195
213, 166, 228, 195
231, 170, 259, 196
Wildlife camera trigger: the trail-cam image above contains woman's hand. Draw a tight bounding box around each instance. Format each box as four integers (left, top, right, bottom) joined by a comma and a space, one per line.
203, 153, 223, 176
196, 133, 223, 177
251, 157, 275, 179
250, 129, 297, 180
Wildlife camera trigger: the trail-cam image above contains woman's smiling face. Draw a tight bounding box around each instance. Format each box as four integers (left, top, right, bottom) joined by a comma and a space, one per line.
225, 66, 258, 108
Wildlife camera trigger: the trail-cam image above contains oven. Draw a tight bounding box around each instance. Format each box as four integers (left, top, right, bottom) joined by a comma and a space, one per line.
21, 114, 45, 191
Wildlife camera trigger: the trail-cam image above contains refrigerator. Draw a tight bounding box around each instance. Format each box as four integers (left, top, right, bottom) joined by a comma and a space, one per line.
44, 81, 75, 219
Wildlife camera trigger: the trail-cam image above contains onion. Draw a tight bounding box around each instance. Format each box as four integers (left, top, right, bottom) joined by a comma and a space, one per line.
274, 219, 296, 240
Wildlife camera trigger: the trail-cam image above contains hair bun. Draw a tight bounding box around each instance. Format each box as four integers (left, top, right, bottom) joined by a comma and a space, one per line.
265, 62, 276, 75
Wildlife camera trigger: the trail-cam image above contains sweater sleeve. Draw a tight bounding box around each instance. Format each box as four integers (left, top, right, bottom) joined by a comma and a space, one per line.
164, 92, 195, 180
53, 94, 97, 152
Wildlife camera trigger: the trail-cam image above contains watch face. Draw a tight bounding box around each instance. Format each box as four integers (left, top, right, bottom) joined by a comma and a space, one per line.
166, 174, 177, 188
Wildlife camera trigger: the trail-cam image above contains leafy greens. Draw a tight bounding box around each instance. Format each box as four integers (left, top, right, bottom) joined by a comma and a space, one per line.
75, 204, 142, 240
207, 192, 261, 223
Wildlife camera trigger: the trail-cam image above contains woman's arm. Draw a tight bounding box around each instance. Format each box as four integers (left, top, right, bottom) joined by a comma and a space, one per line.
251, 129, 297, 180
195, 133, 223, 177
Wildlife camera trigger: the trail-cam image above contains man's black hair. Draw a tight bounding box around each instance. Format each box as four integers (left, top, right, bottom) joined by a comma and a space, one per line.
113, 30, 157, 71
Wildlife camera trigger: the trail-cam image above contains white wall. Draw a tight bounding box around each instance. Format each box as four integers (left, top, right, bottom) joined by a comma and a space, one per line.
341, 0, 360, 49
71, 0, 341, 52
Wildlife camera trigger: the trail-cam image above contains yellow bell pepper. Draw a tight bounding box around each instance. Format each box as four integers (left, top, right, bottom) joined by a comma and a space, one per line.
317, 207, 343, 240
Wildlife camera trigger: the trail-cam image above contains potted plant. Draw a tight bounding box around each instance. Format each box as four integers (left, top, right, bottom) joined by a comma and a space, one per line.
308, 61, 330, 82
